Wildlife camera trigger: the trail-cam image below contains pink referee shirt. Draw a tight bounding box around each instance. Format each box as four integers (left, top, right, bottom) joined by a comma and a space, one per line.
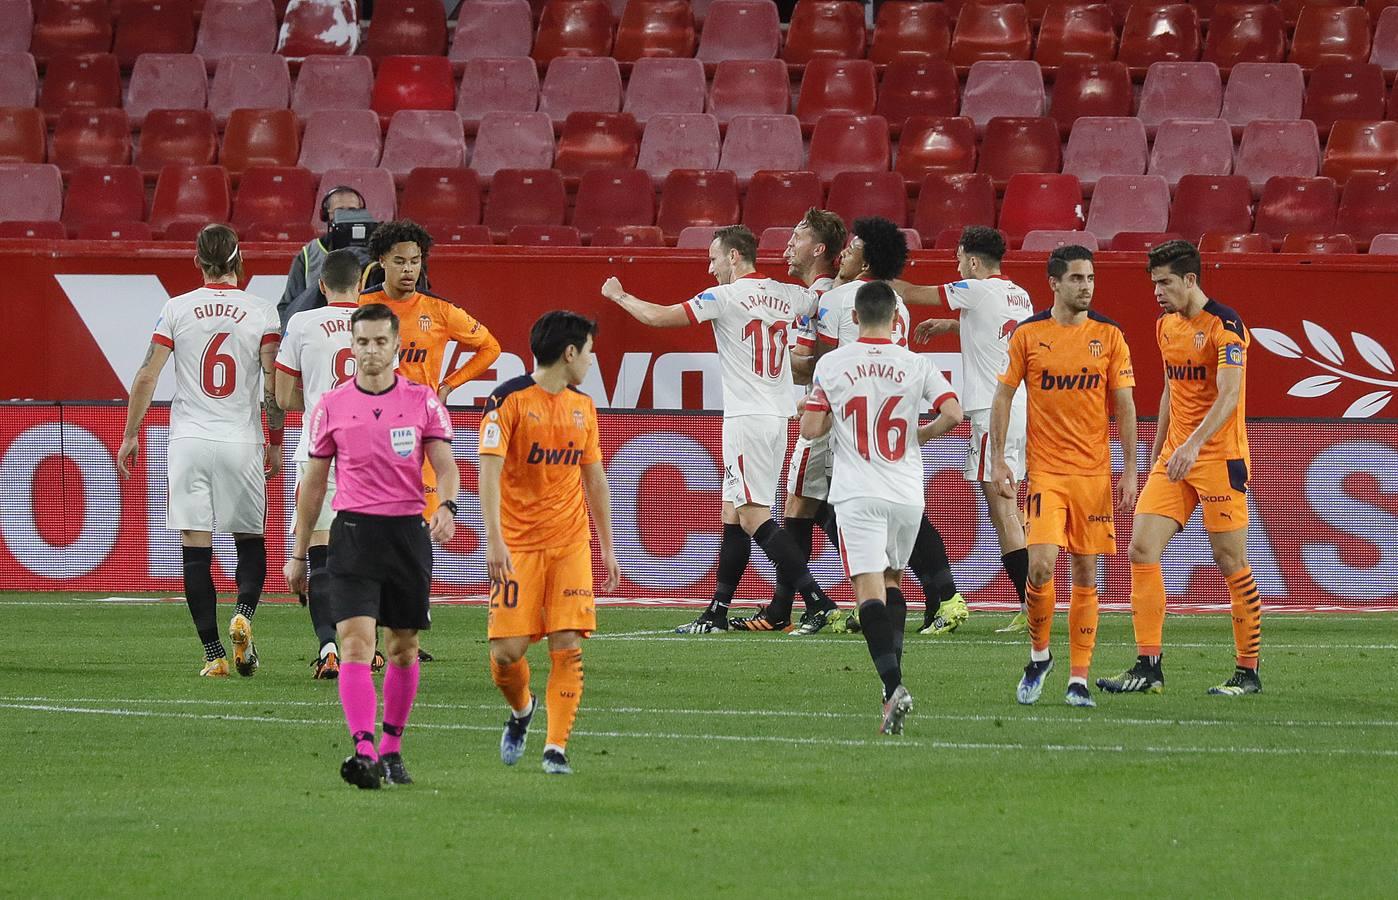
308, 376, 453, 516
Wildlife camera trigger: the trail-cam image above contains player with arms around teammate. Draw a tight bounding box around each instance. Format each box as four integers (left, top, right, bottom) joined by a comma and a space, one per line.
906, 226, 1035, 635
285, 303, 460, 789
990, 245, 1137, 708
481, 311, 621, 776
118, 224, 283, 678
1098, 240, 1261, 697
601, 226, 840, 635
801, 282, 963, 732
274, 248, 364, 679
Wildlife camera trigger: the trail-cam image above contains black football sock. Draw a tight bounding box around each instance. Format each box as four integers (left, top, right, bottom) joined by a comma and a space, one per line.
307, 544, 338, 650
768, 515, 815, 618
182, 545, 223, 659
858, 599, 902, 701
752, 520, 834, 613
886, 587, 908, 664
1002, 548, 1029, 609
815, 501, 840, 552
910, 518, 957, 614
706, 523, 751, 618
233, 536, 266, 620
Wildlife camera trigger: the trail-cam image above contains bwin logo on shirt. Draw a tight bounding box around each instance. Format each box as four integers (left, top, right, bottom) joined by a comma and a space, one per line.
1039, 368, 1102, 391
527, 441, 584, 465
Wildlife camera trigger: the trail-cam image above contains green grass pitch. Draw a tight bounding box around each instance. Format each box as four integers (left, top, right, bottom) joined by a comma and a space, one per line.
3, 595, 1396, 897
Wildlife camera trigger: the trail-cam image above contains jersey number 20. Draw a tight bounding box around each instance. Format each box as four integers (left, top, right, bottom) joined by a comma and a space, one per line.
841, 395, 909, 462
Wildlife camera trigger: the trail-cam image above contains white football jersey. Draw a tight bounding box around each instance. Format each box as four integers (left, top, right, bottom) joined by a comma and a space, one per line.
685, 273, 799, 418
152, 285, 279, 443
809, 339, 957, 506
816, 278, 912, 349
787, 274, 834, 351
275, 302, 357, 461
941, 275, 1033, 411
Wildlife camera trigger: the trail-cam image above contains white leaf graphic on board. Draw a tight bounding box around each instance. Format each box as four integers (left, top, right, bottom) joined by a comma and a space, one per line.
1343, 391, 1392, 418
1302, 320, 1344, 365
1252, 328, 1302, 358
1287, 375, 1342, 397
1351, 332, 1395, 375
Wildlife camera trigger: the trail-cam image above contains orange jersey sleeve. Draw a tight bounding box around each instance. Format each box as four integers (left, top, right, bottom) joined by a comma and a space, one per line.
999, 322, 1030, 390
441, 302, 501, 392
1159, 300, 1249, 463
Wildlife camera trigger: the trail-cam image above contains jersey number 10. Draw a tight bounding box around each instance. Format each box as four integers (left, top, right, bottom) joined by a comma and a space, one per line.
741, 319, 789, 378
841, 395, 909, 462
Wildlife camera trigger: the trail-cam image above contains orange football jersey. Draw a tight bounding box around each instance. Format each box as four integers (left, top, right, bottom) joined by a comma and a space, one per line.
1157, 299, 1250, 465
358, 287, 501, 393
1000, 310, 1136, 476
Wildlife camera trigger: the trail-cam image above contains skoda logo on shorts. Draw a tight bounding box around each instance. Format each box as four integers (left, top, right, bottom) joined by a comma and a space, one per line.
390, 426, 417, 457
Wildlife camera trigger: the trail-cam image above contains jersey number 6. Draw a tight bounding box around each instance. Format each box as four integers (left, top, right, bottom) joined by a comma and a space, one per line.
200, 332, 237, 399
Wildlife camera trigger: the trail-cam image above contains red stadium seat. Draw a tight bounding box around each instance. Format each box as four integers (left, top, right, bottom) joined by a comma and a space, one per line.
1302, 63, 1386, 139
1336, 172, 1398, 247
959, 60, 1046, 130
243, 221, 320, 241
312, 167, 396, 225
912, 172, 996, 244
539, 56, 622, 123
1220, 62, 1303, 137
976, 115, 1060, 189
0, 163, 62, 222
195, 0, 277, 71
1034, 3, 1117, 67
126, 54, 208, 125
160, 218, 223, 241
1279, 0, 1354, 29
0, 53, 39, 108
291, 55, 372, 116
1280, 231, 1356, 253
796, 59, 878, 131
398, 166, 481, 226
1118, 3, 1201, 71
1202, 3, 1285, 69
220, 108, 298, 179
379, 110, 465, 182
51, 108, 131, 173
614, 0, 696, 61
998, 172, 1083, 246
277, 0, 359, 59
826, 171, 909, 226
208, 54, 290, 126
1019, 229, 1098, 252
696, 0, 781, 65
0, 0, 34, 55
31, 0, 112, 65
871, 1, 951, 65
554, 111, 639, 177
506, 224, 582, 245
656, 168, 739, 240
360, 0, 447, 61
706, 59, 789, 124
149, 163, 231, 234
231, 164, 317, 228
1084, 174, 1171, 245
637, 112, 720, 182
62, 164, 144, 232
718, 114, 803, 184
456, 57, 539, 131
114, 0, 195, 68
1290, 6, 1371, 68
1254, 175, 1339, 241
741, 169, 823, 234
807, 114, 890, 184
624, 58, 706, 124
0, 107, 45, 163
1062, 116, 1148, 194
1137, 62, 1222, 134
39, 54, 120, 123
680, 223, 722, 247
592, 224, 666, 246
429, 223, 493, 244
1321, 119, 1398, 182
484, 167, 567, 235
298, 108, 382, 176
1364, 232, 1398, 253
1167, 174, 1253, 243
1049, 62, 1132, 136
1109, 230, 1183, 251
76, 220, 154, 240
1148, 118, 1234, 187
372, 55, 456, 121
1235, 119, 1320, 194
950, 3, 1032, 66
1372, 7, 1398, 75
136, 108, 216, 176
876, 57, 959, 134
894, 115, 977, 180
449, 0, 531, 65
782, 0, 867, 65
1198, 230, 1272, 253
469, 110, 554, 178
532, 0, 614, 65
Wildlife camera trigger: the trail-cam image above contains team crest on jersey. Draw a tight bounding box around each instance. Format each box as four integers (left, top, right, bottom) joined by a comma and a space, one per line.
1194, 331, 1207, 349
418, 314, 432, 333
390, 426, 417, 457
573, 409, 586, 430
1088, 339, 1103, 358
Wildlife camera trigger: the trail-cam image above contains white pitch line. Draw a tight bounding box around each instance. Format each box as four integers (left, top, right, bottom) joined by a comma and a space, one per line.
590, 635, 1398, 651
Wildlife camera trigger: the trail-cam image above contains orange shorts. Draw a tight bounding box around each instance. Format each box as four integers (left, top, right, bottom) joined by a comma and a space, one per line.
1137, 457, 1249, 532
1024, 472, 1117, 556
421, 459, 438, 521
487, 540, 597, 641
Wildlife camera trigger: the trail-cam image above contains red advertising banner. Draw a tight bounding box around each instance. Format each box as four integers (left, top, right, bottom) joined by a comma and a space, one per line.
2, 404, 1395, 609
3, 243, 1397, 420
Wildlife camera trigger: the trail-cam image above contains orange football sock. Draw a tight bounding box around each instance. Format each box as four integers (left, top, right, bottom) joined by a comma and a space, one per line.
1068, 586, 1100, 679
490, 656, 532, 714
546, 648, 584, 751
1226, 566, 1261, 669
1130, 562, 1165, 657
1026, 577, 1055, 653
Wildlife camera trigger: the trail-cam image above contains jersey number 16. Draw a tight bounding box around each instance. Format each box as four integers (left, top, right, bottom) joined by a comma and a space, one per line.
841, 395, 909, 462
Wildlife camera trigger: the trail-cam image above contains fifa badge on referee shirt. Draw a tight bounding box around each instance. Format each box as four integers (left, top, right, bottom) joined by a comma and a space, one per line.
390, 426, 417, 457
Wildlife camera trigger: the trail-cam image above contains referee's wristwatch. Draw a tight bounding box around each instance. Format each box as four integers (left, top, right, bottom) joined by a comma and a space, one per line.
442, 499, 459, 517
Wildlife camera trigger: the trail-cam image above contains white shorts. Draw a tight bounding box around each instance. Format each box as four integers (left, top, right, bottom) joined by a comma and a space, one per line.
292, 459, 338, 533
785, 432, 832, 501
722, 415, 786, 507
166, 437, 265, 534
965, 406, 1027, 483
833, 497, 924, 578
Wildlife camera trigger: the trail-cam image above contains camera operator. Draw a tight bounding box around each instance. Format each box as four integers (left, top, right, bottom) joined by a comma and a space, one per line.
277, 186, 367, 329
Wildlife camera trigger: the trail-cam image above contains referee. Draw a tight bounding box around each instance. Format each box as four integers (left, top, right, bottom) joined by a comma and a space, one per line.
285, 303, 460, 790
